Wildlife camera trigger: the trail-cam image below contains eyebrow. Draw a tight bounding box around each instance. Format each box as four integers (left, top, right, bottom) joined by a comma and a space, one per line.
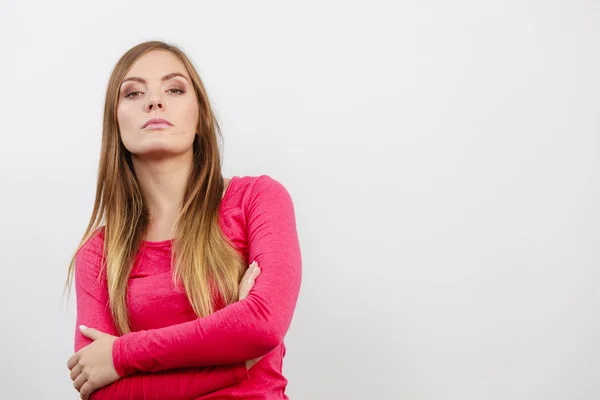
121, 72, 189, 86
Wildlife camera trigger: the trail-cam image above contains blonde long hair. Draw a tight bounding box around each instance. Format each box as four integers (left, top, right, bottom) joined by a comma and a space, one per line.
64, 40, 245, 335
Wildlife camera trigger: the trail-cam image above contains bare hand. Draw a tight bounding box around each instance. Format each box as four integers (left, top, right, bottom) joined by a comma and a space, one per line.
239, 260, 261, 301
67, 326, 120, 399
239, 261, 263, 369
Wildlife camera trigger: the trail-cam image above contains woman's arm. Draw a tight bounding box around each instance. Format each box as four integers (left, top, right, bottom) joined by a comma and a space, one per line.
74, 234, 248, 400
112, 175, 302, 375
86, 366, 246, 400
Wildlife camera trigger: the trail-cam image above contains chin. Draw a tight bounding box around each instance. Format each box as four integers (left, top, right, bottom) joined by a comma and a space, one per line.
124, 135, 193, 155
132, 142, 193, 158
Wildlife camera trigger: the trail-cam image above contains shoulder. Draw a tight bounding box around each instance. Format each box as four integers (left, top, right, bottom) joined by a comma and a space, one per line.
78, 227, 105, 254
75, 227, 106, 281
234, 174, 294, 205
235, 175, 297, 225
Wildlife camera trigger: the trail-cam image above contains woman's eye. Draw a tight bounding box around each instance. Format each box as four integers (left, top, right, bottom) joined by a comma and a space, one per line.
125, 91, 142, 98
124, 88, 184, 99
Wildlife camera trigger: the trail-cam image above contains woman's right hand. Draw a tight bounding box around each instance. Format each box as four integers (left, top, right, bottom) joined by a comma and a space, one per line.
238, 261, 261, 301
238, 261, 263, 370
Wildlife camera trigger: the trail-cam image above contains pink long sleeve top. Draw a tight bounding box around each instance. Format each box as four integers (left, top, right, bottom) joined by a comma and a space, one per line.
74, 175, 302, 399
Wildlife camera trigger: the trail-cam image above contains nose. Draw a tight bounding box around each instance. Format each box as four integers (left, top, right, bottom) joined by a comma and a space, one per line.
145, 91, 165, 112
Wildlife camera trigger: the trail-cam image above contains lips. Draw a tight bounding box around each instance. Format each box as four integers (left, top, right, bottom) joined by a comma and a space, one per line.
142, 118, 173, 129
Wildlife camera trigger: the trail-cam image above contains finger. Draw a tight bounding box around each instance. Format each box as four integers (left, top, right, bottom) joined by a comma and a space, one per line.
238, 263, 257, 298
73, 372, 87, 391
79, 326, 102, 341
241, 262, 257, 281
80, 381, 95, 400
246, 267, 261, 289
247, 267, 261, 285
242, 265, 260, 287
67, 353, 80, 370
240, 271, 249, 286
70, 364, 83, 381
240, 267, 261, 300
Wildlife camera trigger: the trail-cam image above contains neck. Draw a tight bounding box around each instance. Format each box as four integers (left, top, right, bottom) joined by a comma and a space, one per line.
131, 150, 193, 219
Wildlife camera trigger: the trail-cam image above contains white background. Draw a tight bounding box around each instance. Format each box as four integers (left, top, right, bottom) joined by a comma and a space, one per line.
1, 1, 599, 399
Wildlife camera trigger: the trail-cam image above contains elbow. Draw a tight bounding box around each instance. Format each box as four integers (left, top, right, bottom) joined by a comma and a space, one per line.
241, 297, 292, 356
248, 324, 285, 357
264, 328, 284, 351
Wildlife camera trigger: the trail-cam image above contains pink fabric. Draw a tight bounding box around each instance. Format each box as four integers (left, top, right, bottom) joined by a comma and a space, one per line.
74, 175, 302, 399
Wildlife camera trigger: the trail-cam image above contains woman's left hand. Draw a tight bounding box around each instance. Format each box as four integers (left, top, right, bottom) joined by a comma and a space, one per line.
67, 326, 121, 399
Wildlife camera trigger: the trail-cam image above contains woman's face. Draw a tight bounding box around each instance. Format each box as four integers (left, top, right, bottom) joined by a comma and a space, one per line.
117, 50, 199, 159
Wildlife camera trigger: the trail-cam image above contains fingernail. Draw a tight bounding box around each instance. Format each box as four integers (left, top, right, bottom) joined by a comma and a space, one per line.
79, 325, 87, 330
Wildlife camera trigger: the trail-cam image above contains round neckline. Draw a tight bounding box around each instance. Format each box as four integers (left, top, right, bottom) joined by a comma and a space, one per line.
140, 176, 239, 247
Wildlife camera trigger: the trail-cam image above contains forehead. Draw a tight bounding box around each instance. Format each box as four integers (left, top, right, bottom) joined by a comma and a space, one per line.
123, 50, 190, 81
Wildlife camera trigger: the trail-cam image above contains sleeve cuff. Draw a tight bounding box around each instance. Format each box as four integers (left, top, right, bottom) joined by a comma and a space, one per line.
112, 335, 136, 377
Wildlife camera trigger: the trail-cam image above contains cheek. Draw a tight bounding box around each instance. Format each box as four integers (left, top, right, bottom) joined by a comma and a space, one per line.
179, 98, 199, 125
116, 102, 136, 132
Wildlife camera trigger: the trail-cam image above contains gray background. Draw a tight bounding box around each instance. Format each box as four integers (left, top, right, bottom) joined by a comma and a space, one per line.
0, 0, 598, 399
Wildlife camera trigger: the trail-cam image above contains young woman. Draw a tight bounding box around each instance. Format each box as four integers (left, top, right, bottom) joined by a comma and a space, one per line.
64, 40, 302, 400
